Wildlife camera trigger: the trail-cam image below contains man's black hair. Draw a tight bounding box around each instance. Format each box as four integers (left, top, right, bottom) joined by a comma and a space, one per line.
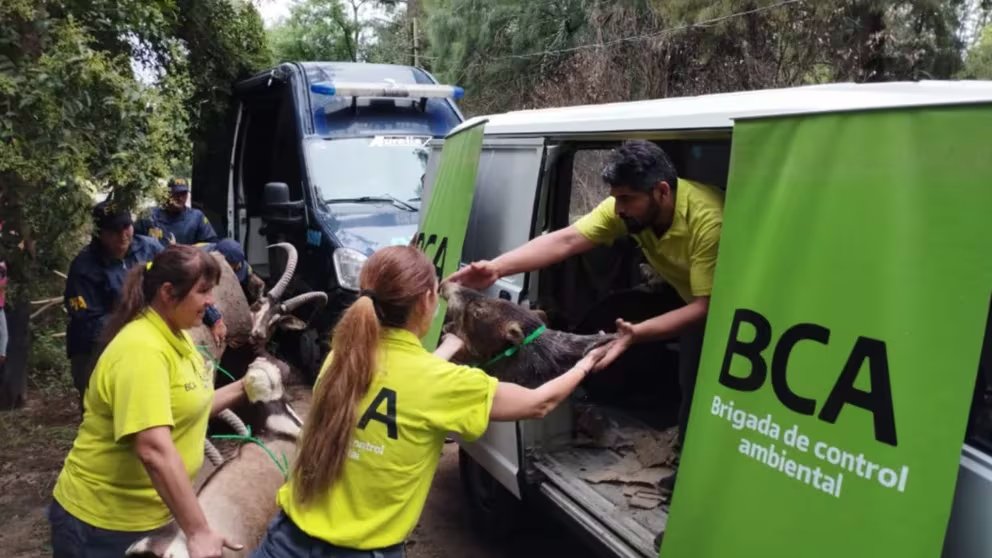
601, 140, 678, 193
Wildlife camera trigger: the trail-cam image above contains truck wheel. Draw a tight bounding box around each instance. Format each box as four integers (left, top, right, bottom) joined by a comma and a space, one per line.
270, 326, 324, 383
298, 328, 324, 379
458, 448, 522, 540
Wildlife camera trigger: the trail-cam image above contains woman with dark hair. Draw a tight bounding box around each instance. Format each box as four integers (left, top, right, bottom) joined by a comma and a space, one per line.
50, 244, 254, 558
251, 245, 610, 558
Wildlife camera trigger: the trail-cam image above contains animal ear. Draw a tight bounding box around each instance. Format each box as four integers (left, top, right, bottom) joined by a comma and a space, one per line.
531, 309, 549, 325
504, 321, 525, 345
277, 315, 307, 331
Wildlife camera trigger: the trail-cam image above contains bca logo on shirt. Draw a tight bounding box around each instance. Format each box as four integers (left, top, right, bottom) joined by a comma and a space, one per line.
358, 387, 398, 439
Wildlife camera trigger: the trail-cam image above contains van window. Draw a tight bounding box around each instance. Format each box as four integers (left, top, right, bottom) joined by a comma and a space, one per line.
272, 93, 305, 201
306, 137, 430, 203
461, 139, 546, 285
569, 149, 611, 222
546, 139, 732, 329
565, 140, 732, 226
966, 303, 992, 454
311, 98, 460, 138
238, 101, 278, 214
237, 86, 305, 212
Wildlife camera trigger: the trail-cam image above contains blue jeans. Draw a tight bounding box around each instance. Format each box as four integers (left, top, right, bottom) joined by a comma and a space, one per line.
251, 512, 406, 558
47, 500, 157, 558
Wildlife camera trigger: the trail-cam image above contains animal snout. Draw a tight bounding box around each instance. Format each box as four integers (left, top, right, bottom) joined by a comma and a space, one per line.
584, 334, 617, 355
249, 328, 265, 342
439, 280, 460, 301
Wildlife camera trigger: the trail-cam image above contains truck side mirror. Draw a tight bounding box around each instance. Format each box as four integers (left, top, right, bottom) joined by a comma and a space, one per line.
262, 182, 304, 225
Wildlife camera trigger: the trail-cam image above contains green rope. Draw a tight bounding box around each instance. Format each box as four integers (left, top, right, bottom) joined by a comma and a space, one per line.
210, 424, 290, 480
478, 324, 547, 368
195, 344, 237, 382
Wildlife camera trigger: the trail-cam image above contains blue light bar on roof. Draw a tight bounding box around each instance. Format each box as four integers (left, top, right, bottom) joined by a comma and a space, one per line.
310, 80, 465, 100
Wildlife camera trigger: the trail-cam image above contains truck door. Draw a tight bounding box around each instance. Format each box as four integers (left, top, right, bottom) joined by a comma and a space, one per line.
421, 134, 547, 497
229, 72, 308, 279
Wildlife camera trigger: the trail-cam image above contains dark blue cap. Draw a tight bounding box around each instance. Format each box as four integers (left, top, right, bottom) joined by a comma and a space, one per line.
168, 177, 190, 194
214, 239, 248, 282
92, 200, 133, 231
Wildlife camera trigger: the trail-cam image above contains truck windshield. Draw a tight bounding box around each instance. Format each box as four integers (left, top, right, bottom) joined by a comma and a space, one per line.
304, 137, 430, 203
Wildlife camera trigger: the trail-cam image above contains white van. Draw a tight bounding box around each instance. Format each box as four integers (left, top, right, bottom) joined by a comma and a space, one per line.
420, 81, 992, 557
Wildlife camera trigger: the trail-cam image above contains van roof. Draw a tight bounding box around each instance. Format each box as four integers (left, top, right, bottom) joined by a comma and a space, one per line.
454, 81, 992, 137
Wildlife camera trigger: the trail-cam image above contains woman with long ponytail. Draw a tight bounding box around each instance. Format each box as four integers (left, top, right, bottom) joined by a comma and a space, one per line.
252, 245, 609, 557
50, 245, 262, 558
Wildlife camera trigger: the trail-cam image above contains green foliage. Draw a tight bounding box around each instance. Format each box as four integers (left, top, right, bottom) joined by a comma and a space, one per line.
28, 316, 74, 396
269, 0, 358, 63
0, 6, 187, 296
48, 0, 178, 67
0, 0, 269, 301
176, 0, 272, 149
418, 0, 973, 116
424, 0, 591, 113
365, 9, 417, 66
961, 24, 992, 77
0, 0, 270, 405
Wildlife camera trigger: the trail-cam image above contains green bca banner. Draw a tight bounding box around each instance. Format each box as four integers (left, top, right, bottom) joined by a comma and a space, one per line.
414, 120, 487, 350
662, 105, 992, 557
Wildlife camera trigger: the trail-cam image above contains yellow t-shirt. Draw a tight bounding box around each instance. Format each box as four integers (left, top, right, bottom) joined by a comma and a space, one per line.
574, 178, 725, 302
53, 309, 214, 531
277, 328, 499, 549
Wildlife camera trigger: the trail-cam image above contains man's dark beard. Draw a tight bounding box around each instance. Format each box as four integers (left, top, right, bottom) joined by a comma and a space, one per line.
622, 200, 661, 234
622, 216, 647, 233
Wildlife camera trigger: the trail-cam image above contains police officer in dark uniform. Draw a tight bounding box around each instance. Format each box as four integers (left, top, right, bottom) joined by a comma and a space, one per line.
64, 200, 226, 410
197, 238, 266, 305
135, 177, 219, 246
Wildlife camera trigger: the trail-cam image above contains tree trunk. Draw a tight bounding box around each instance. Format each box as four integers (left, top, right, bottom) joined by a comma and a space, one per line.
0, 299, 32, 410
352, 1, 361, 62
859, 9, 887, 82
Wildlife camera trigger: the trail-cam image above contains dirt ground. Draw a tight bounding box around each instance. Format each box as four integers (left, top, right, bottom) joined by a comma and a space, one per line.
0, 390, 79, 557
0, 390, 595, 558
407, 443, 596, 558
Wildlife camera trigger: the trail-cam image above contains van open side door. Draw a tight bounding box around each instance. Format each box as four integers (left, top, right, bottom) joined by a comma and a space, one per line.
421, 133, 547, 498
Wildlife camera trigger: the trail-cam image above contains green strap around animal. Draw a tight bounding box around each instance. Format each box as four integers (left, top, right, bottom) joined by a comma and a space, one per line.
210, 424, 290, 481
479, 324, 547, 368
198, 346, 289, 479
195, 344, 237, 382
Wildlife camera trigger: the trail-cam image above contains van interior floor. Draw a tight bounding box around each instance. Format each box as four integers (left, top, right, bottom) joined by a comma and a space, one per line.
532, 403, 678, 557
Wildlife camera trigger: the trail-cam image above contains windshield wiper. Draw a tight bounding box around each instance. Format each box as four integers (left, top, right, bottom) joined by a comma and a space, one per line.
325, 194, 417, 212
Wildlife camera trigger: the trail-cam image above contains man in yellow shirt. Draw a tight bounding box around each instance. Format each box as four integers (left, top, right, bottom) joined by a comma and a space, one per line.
449, 139, 725, 457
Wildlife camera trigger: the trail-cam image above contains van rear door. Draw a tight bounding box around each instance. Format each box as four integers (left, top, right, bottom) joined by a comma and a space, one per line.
421, 134, 547, 496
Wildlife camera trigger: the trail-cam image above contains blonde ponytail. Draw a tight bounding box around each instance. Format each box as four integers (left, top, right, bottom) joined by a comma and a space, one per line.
293, 296, 380, 505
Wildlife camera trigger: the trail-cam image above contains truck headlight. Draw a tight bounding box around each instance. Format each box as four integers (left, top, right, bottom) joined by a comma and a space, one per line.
332, 248, 367, 291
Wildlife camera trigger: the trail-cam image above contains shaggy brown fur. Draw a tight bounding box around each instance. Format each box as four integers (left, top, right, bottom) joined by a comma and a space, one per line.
441, 283, 614, 388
